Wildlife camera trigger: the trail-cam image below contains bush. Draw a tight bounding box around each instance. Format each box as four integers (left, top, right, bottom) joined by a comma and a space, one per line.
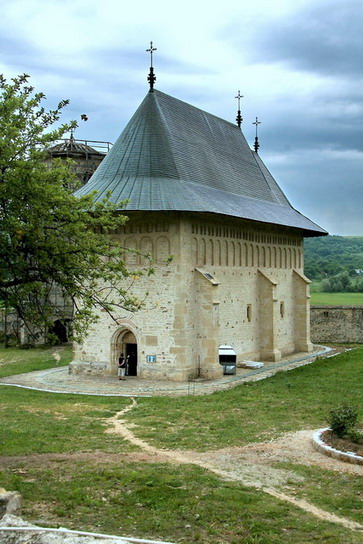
347, 428, 363, 444
328, 403, 359, 438
320, 271, 353, 293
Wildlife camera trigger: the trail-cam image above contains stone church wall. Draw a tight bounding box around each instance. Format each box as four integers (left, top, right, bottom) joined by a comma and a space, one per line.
70, 212, 311, 381
72, 215, 197, 380
186, 216, 306, 362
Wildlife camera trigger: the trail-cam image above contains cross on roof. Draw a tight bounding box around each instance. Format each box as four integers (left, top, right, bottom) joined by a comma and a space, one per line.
253, 117, 261, 153
146, 41, 157, 92
235, 90, 244, 128
253, 116, 261, 136
146, 41, 157, 67
235, 90, 243, 109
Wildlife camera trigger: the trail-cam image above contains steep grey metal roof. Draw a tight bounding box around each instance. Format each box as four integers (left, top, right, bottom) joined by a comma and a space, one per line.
76, 90, 327, 236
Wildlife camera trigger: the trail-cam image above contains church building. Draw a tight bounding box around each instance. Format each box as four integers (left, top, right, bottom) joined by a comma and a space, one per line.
70, 54, 327, 381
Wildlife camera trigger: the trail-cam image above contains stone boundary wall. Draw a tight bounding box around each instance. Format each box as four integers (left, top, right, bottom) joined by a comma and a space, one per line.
0, 311, 21, 338
310, 306, 363, 344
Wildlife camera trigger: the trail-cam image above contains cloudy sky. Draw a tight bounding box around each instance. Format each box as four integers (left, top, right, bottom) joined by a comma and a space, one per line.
1, 0, 362, 235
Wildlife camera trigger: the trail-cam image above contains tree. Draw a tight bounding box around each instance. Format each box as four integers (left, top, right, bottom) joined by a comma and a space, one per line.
0, 74, 152, 342
304, 235, 363, 281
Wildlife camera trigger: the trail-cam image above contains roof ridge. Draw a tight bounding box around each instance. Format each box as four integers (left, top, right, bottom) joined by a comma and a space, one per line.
152, 91, 180, 179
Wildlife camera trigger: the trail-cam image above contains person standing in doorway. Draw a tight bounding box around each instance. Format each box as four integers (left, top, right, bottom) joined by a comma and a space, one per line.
118, 353, 126, 380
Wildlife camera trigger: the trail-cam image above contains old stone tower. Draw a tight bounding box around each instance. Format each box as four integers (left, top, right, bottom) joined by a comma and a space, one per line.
46, 134, 110, 188
70, 85, 327, 381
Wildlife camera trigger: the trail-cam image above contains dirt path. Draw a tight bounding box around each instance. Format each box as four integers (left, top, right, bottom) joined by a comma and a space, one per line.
1, 398, 361, 533
105, 399, 363, 532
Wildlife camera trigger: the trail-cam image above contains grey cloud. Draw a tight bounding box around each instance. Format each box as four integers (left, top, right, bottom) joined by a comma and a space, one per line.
245, 1, 363, 78
90, 46, 215, 78
270, 152, 363, 235
242, 84, 363, 156
0, 33, 44, 74
249, 120, 363, 155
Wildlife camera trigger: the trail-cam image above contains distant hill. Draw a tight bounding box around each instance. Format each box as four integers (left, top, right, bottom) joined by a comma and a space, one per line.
304, 235, 363, 280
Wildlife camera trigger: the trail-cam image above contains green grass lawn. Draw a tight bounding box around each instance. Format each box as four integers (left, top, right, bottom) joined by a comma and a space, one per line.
1, 460, 361, 544
272, 462, 362, 525
0, 386, 133, 455
126, 348, 363, 451
0, 345, 72, 378
310, 292, 363, 305
0, 346, 362, 543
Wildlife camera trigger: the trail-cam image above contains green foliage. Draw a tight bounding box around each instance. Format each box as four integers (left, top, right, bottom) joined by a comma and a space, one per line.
319, 270, 363, 293
328, 403, 359, 438
347, 428, 363, 444
0, 74, 152, 340
304, 235, 363, 282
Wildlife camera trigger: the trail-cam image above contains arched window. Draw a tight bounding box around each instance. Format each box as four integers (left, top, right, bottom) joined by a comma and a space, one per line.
140, 236, 154, 264
215, 240, 221, 265
199, 238, 206, 265
156, 236, 170, 263
192, 237, 198, 265
208, 239, 214, 265
124, 237, 139, 265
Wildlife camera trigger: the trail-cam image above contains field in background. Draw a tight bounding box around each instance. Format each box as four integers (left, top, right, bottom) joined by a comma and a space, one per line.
310, 291, 363, 305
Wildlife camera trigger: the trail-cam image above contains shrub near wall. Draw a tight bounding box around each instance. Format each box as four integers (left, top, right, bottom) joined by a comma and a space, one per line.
310, 306, 363, 343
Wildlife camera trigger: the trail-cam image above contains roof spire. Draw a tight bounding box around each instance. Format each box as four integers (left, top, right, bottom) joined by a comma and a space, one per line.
69, 125, 75, 144
253, 116, 261, 153
146, 41, 157, 92
235, 90, 243, 128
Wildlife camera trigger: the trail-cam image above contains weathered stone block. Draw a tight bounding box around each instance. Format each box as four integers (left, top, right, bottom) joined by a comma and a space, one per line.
0, 490, 22, 518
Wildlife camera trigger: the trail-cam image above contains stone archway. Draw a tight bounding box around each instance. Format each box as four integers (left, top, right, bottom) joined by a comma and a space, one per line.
113, 327, 138, 377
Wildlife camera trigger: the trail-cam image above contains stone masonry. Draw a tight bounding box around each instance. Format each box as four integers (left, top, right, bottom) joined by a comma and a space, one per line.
70, 212, 312, 381
310, 306, 363, 343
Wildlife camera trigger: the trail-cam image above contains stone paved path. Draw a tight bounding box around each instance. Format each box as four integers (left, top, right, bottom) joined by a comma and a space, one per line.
0, 346, 333, 397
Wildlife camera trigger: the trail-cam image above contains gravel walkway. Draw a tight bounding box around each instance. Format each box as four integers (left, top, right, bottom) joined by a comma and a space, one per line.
0, 346, 333, 397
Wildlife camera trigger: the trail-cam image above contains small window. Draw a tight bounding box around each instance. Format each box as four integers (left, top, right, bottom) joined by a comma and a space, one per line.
247, 304, 252, 322
280, 302, 285, 318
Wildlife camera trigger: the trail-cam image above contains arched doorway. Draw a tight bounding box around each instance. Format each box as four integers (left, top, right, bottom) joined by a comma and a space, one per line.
115, 329, 138, 377
49, 319, 71, 344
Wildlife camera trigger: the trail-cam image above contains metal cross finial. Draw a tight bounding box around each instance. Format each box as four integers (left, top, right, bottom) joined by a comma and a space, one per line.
235, 90, 244, 128
146, 41, 157, 67
253, 116, 261, 136
146, 41, 157, 92
235, 90, 243, 109
253, 117, 261, 153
